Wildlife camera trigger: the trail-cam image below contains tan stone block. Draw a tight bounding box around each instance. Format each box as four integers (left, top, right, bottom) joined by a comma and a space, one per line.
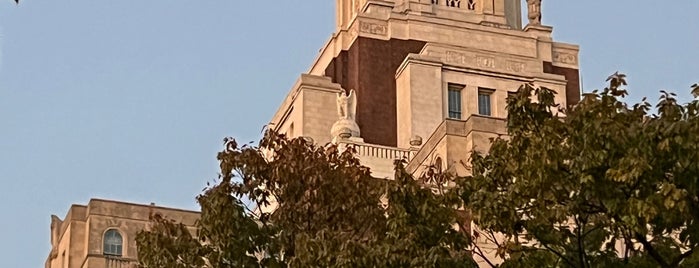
46, 199, 198, 268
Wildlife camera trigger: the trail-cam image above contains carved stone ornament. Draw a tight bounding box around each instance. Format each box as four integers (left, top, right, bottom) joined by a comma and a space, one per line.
553, 52, 578, 65
527, 0, 542, 25
336, 89, 357, 120
359, 22, 388, 36
506, 61, 525, 72
409, 135, 423, 146
331, 89, 361, 141
476, 56, 496, 68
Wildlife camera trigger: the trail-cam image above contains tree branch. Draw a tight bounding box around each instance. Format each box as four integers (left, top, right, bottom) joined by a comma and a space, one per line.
487, 230, 502, 249
575, 217, 588, 268
670, 248, 695, 267
541, 242, 578, 268
471, 243, 497, 268
635, 233, 669, 267
581, 225, 602, 238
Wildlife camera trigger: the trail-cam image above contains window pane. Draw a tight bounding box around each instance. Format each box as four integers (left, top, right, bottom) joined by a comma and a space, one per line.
478, 93, 491, 116
448, 84, 462, 119
103, 229, 123, 256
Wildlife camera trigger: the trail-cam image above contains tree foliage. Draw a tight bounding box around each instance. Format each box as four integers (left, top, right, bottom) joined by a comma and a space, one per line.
137, 132, 476, 267
138, 74, 699, 267
461, 74, 699, 267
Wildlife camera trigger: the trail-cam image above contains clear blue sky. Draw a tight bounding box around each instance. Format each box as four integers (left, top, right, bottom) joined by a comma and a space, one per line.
0, 1, 696, 267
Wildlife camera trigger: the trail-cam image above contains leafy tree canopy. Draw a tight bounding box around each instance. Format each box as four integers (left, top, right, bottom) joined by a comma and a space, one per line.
138, 74, 698, 268
461, 74, 699, 267
137, 132, 476, 267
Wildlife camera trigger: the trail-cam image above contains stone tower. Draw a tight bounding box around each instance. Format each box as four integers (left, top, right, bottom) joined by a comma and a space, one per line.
270, 0, 580, 177
268, 2, 581, 265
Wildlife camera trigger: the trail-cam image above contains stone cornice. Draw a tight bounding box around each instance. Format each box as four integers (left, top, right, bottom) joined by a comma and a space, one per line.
269, 74, 342, 131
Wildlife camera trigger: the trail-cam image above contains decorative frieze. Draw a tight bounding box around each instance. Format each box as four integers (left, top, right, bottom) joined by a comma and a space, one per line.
506, 61, 525, 73
445, 51, 468, 65
432, 0, 476, 10
476, 56, 496, 69
480, 21, 513, 29
359, 21, 387, 36
553, 52, 577, 65
442, 49, 529, 74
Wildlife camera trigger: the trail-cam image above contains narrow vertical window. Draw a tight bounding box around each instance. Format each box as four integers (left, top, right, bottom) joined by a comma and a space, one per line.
448, 84, 463, 119
103, 229, 123, 257
478, 88, 494, 116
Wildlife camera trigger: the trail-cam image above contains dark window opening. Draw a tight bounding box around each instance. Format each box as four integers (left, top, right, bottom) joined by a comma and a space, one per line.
478, 88, 494, 116
103, 229, 123, 257
448, 84, 464, 119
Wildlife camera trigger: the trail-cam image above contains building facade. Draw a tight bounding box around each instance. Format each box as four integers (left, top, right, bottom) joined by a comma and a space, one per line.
47, 1, 581, 267
45, 199, 198, 268
268, 0, 580, 264
269, 0, 579, 178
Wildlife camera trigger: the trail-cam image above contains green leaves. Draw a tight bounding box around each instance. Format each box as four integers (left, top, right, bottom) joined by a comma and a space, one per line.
138, 132, 477, 267
137, 74, 699, 267
606, 72, 628, 97
136, 214, 210, 268
463, 74, 699, 267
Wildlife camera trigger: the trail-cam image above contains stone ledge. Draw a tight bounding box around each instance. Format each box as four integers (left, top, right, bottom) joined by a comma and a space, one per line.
406, 115, 506, 174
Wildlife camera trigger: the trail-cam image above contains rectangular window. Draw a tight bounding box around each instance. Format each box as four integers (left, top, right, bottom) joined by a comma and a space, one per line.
478, 88, 494, 116
447, 84, 463, 119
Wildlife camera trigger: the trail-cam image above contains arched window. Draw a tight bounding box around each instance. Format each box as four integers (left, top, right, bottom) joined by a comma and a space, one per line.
103, 229, 123, 256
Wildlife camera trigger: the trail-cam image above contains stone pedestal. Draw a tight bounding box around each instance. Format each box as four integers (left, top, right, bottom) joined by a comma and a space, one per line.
331, 118, 362, 143
524, 24, 553, 39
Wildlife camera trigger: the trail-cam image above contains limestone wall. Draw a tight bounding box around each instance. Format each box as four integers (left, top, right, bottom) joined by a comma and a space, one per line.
46, 199, 199, 268
269, 74, 342, 145
396, 54, 444, 149
407, 116, 507, 177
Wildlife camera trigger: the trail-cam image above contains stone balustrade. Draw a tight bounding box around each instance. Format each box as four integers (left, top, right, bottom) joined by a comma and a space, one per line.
348, 142, 416, 161
337, 141, 417, 178
105, 256, 138, 268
